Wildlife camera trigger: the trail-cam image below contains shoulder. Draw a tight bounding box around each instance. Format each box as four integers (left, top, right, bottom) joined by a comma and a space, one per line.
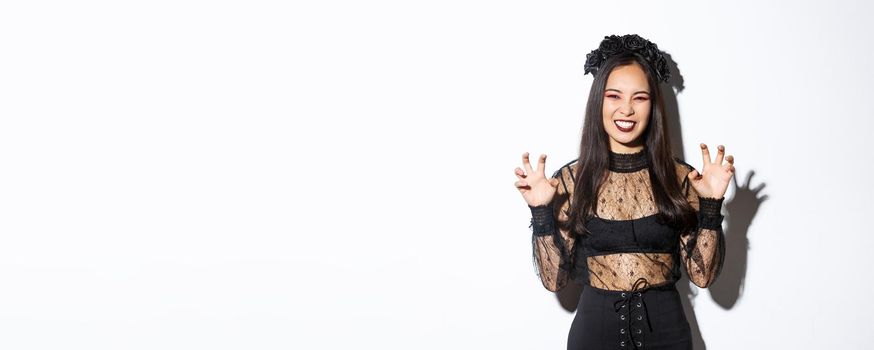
551, 158, 579, 179
672, 157, 696, 188
551, 158, 579, 195
672, 156, 695, 175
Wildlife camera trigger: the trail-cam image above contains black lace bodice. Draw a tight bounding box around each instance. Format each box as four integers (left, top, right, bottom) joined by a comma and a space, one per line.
528, 148, 726, 292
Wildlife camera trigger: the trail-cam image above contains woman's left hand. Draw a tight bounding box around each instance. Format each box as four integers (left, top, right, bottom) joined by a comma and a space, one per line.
687, 143, 735, 199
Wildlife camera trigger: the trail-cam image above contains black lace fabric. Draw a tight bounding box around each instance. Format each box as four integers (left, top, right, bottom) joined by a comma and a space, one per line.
677, 166, 726, 289
528, 149, 726, 292
529, 163, 576, 292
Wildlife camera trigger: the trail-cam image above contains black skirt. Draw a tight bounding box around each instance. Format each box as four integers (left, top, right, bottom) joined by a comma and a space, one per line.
567, 283, 692, 350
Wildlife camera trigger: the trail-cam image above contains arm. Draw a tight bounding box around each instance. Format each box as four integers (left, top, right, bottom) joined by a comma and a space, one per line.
678, 164, 726, 288
529, 166, 576, 292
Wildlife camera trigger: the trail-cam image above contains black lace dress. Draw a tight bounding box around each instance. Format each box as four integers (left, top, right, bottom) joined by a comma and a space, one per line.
528, 148, 725, 350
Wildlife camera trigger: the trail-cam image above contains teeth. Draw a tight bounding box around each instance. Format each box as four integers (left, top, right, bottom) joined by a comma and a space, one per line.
615, 120, 635, 128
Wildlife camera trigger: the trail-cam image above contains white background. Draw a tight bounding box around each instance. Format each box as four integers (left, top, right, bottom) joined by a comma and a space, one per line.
1, 0, 873, 349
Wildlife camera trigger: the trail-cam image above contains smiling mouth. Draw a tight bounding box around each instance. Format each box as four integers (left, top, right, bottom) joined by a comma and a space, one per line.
614, 120, 636, 132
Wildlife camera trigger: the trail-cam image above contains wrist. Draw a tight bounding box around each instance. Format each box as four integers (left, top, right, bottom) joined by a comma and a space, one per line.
529, 202, 555, 236
697, 196, 724, 230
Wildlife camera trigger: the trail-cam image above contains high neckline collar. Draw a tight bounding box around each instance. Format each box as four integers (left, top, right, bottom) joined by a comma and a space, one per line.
608, 148, 649, 172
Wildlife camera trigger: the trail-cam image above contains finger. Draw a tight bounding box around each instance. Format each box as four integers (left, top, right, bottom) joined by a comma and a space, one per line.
522, 152, 533, 173
732, 168, 741, 188
715, 145, 725, 165
700, 143, 712, 165
549, 177, 560, 188
688, 169, 699, 180
514, 180, 529, 189
536, 154, 547, 175
725, 155, 734, 165
515, 167, 527, 179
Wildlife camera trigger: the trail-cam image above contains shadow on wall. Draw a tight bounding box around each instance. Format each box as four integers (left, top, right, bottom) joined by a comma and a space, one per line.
553, 53, 769, 350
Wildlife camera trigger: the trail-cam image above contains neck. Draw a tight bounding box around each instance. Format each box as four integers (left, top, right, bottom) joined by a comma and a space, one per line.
609, 141, 644, 154
608, 147, 649, 172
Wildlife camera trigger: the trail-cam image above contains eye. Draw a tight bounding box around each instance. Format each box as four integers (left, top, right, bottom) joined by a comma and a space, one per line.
635, 96, 649, 101
606, 94, 620, 99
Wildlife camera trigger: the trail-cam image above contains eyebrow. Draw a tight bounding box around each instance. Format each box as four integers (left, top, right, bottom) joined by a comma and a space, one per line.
605, 88, 650, 95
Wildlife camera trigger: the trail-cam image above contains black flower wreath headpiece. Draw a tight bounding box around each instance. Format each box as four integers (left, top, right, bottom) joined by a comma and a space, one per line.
584, 34, 671, 83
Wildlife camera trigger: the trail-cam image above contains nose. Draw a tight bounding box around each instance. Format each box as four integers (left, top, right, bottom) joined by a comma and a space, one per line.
619, 100, 634, 116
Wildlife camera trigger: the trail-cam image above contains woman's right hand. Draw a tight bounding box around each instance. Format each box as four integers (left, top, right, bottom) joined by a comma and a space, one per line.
514, 152, 560, 207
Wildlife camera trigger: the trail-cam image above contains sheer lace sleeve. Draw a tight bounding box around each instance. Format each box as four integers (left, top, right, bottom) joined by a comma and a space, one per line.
529, 164, 576, 292
676, 161, 726, 288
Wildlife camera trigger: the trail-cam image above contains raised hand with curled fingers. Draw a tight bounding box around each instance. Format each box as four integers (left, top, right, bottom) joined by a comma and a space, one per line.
689, 143, 736, 199
514, 152, 560, 207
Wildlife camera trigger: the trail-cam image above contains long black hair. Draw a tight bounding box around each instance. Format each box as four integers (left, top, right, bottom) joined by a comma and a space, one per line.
562, 51, 697, 236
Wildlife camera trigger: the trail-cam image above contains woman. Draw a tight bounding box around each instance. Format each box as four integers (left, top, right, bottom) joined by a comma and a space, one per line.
513, 34, 735, 349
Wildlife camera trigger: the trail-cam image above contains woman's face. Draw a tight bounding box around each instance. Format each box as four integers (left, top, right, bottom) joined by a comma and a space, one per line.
601, 62, 652, 153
